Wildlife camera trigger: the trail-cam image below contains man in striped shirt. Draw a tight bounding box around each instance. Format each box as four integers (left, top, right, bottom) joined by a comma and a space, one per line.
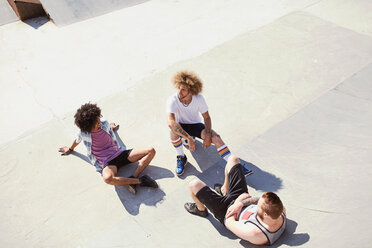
59, 103, 158, 194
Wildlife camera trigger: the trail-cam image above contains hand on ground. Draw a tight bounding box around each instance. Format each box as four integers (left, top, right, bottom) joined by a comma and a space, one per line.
59, 146, 72, 156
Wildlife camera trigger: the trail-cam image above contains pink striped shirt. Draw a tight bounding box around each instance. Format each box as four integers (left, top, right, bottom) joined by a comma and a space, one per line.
91, 129, 122, 167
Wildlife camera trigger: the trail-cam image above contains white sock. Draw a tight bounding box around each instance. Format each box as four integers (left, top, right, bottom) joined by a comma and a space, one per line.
172, 137, 185, 156
217, 145, 231, 161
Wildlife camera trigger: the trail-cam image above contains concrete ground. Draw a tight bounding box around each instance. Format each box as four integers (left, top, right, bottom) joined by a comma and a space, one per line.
1, 0, 372, 247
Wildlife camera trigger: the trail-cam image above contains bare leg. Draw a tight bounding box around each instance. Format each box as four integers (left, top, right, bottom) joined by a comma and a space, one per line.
127, 147, 156, 177
220, 154, 240, 195
188, 178, 207, 211
170, 129, 180, 141
102, 165, 140, 186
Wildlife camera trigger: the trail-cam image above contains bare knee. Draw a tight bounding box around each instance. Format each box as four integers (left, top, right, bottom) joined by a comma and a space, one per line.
226, 154, 240, 171
148, 147, 156, 157
143, 147, 155, 162
102, 173, 113, 184
188, 178, 206, 194
211, 133, 224, 147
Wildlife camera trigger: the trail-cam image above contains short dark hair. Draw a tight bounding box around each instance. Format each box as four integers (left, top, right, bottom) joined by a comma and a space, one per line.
261, 192, 284, 219
74, 103, 101, 133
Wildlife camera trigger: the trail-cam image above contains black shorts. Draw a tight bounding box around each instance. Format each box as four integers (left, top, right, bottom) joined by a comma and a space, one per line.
196, 163, 248, 224
180, 123, 205, 139
106, 149, 133, 169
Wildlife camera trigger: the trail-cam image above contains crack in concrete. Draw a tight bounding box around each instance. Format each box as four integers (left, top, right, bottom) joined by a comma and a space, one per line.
291, 204, 349, 214
302, 0, 324, 10
333, 85, 372, 102
18, 71, 63, 124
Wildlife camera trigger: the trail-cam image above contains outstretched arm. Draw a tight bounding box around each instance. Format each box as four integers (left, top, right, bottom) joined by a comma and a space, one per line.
167, 113, 195, 152
59, 139, 80, 156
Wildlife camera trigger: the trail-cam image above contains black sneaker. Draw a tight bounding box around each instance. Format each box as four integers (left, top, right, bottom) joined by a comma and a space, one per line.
139, 175, 158, 188
184, 202, 208, 217
176, 155, 187, 176
214, 183, 223, 196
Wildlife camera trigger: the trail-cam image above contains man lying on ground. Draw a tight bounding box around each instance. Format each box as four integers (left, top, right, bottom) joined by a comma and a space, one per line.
185, 154, 286, 245
59, 103, 158, 194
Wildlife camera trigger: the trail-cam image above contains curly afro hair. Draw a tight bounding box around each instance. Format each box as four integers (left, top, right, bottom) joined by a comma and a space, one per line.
74, 103, 101, 133
172, 71, 203, 95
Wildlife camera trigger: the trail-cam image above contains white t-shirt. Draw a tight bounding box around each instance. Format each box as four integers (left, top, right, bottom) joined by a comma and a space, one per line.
166, 93, 208, 124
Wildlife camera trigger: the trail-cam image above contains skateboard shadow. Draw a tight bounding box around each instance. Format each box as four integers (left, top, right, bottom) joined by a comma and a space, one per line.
115, 163, 174, 215
239, 218, 310, 247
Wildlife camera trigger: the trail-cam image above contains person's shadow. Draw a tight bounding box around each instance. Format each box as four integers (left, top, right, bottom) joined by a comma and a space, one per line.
179, 139, 283, 192
70, 129, 174, 215
239, 219, 310, 247
239, 159, 282, 192
189, 166, 290, 245
179, 140, 293, 245
114, 163, 173, 215
177, 139, 226, 179
203, 217, 309, 247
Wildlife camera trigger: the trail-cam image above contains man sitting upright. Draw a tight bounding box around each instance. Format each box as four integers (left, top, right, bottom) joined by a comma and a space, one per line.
166, 70, 250, 176
59, 103, 158, 194
185, 154, 286, 245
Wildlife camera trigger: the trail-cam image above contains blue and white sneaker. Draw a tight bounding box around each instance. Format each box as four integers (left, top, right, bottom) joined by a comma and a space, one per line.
176, 155, 187, 176
242, 165, 254, 176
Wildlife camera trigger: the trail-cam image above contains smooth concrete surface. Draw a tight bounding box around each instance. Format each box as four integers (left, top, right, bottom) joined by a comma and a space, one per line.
0, 0, 18, 26
39, 0, 150, 26
237, 63, 372, 248
0, 0, 322, 148
1, 1, 372, 247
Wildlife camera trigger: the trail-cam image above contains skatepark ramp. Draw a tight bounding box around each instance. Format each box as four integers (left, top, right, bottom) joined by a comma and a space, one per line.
1, 0, 149, 26
6, 0, 47, 23
39, 0, 150, 26
0, 0, 18, 25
